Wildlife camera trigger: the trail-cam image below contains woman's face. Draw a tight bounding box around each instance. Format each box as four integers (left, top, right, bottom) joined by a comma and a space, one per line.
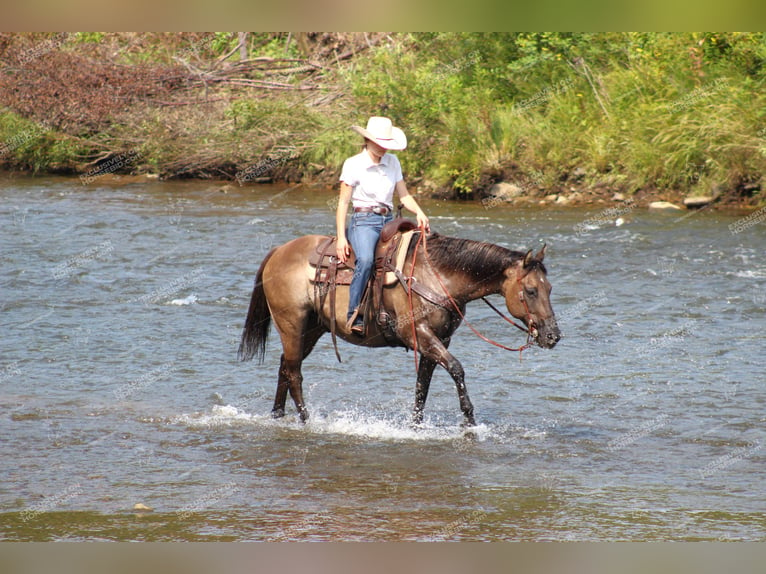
365, 140, 387, 160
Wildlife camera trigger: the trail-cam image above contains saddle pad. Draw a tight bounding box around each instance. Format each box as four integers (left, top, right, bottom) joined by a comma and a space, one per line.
384, 229, 416, 285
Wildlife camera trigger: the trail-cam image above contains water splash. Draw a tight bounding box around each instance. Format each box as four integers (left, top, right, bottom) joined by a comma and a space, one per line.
169, 294, 198, 305
175, 404, 490, 443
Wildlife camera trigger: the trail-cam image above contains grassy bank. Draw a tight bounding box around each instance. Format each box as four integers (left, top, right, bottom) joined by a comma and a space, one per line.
1, 32, 764, 206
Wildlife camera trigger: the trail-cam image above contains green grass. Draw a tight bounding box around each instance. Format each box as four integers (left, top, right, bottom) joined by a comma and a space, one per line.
0, 111, 85, 172
2, 32, 765, 201
324, 32, 766, 198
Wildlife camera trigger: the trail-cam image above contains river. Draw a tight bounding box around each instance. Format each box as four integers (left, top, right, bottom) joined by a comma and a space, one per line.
1, 176, 764, 541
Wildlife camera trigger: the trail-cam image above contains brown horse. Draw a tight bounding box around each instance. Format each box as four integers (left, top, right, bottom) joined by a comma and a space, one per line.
238, 230, 560, 426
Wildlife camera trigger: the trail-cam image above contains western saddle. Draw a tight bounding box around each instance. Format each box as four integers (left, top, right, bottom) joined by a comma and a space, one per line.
308, 218, 418, 359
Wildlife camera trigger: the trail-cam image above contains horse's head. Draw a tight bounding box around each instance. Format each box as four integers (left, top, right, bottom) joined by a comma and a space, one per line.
503, 244, 561, 349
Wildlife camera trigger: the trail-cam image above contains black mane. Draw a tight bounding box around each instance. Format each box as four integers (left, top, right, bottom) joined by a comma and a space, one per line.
422, 233, 545, 278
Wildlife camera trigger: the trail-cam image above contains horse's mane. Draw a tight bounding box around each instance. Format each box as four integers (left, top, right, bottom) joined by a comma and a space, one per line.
422, 233, 546, 277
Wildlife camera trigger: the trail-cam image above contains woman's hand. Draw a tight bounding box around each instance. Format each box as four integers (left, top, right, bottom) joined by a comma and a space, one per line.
336, 235, 351, 263
396, 180, 430, 233
416, 210, 430, 233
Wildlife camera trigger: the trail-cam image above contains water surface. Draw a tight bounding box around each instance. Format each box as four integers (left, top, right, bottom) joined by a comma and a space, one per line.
1, 176, 764, 540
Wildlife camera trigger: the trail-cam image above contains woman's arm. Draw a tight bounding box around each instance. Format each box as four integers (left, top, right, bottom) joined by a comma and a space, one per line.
335, 182, 353, 262
396, 180, 430, 232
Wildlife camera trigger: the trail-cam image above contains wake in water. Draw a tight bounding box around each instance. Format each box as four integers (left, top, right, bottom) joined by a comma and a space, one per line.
174, 404, 491, 442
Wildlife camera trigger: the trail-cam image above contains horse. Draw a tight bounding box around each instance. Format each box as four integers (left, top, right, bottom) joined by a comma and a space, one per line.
238, 228, 561, 426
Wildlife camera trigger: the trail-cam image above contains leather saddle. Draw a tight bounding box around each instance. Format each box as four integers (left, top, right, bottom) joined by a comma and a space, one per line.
308, 218, 419, 359
308, 218, 418, 285
308, 239, 355, 285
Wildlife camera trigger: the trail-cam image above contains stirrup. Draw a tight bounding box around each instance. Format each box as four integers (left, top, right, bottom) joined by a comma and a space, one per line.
350, 322, 365, 335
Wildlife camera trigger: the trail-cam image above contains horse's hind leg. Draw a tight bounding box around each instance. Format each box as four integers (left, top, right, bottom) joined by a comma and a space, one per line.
282, 356, 309, 422
271, 317, 324, 422
413, 357, 437, 426
272, 354, 308, 422
271, 362, 290, 419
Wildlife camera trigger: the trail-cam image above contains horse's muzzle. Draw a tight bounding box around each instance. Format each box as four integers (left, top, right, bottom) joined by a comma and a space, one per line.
535, 319, 561, 349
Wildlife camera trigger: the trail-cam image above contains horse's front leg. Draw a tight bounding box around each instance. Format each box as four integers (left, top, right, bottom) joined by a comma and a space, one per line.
445, 355, 474, 427
418, 335, 475, 427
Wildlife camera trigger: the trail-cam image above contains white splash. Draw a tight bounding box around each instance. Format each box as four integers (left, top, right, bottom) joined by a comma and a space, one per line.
169, 294, 198, 305
174, 404, 264, 428
733, 270, 766, 279
175, 404, 490, 443
306, 409, 488, 442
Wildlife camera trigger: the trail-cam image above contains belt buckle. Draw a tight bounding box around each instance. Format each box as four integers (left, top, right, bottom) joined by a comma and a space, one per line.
372, 206, 388, 215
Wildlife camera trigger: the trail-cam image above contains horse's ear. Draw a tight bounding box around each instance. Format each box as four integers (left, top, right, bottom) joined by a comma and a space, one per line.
523, 249, 534, 268
535, 243, 547, 262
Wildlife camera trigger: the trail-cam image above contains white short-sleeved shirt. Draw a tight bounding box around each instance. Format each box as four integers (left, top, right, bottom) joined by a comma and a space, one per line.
339, 150, 403, 210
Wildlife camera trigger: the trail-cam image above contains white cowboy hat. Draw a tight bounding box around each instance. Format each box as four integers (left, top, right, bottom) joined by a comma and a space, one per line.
351, 116, 407, 150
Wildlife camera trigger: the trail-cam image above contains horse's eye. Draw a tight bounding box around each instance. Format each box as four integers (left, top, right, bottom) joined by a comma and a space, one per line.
526, 288, 537, 298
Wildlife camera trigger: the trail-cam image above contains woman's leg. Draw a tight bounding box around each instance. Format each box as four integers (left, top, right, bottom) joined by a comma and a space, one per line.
347, 213, 387, 325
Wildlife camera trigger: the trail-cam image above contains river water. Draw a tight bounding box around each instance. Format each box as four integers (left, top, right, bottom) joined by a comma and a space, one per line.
1, 176, 764, 541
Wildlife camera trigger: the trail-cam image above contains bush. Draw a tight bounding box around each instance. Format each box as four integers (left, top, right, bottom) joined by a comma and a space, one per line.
1, 32, 764, 201
341, 32, 766, 198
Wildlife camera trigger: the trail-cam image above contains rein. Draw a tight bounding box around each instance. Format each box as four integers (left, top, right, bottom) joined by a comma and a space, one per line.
410, 228, 534, 360
480, 296, 529, 334
407, 228, 426, 372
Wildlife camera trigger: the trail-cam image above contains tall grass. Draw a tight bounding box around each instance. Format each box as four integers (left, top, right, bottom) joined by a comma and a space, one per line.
326, 32, 766, 199
0, 110, 85, 173
2, 32, 764, 201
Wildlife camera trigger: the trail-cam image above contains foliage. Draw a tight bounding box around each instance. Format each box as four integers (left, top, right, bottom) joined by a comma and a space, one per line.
325, 32, 766, 198
73, 32, 106, 44
1, 32, 764, 201
0, 110, 85, 172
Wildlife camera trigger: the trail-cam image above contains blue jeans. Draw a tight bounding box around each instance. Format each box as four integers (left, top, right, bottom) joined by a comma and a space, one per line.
347, 211, 393, 321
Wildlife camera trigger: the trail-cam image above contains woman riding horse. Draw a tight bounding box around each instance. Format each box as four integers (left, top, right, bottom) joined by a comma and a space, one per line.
336, 116, 430, 335
238, 234, 561, 426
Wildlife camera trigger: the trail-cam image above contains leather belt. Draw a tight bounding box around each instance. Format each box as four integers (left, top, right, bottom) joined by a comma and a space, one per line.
354, 206, 391, 215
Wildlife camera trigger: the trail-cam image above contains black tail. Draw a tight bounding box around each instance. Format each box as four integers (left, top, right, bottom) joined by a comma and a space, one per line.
238, 248, 276, 363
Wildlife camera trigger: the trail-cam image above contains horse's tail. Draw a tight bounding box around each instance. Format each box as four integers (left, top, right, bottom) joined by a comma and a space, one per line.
238, 248, 276, 363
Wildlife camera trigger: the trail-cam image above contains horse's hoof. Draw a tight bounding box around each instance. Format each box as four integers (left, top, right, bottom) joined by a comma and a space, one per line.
271, 408, 285, 419
461, 428, 478, 441
298, 409, 309, 423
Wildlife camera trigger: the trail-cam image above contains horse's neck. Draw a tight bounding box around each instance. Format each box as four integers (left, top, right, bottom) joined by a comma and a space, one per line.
458, 271, 507, 303
437, 263, 508, 304
421, 236, 511, 304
